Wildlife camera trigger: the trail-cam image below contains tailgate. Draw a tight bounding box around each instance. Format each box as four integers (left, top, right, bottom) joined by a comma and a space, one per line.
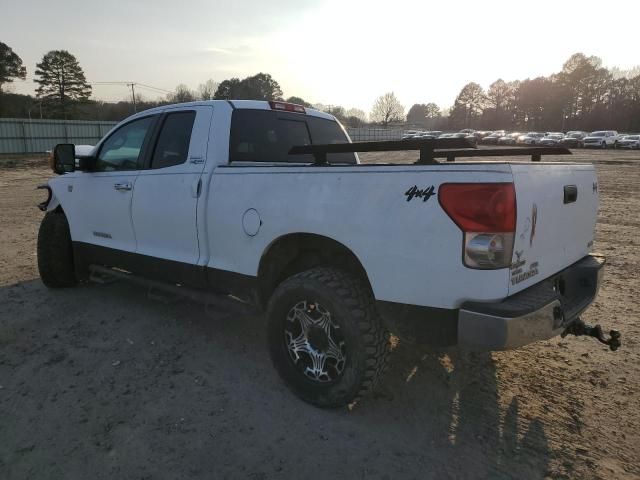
509, 163, 599, 294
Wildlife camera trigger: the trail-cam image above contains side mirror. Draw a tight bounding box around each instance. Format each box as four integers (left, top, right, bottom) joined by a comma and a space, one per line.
53, 144, 75, 174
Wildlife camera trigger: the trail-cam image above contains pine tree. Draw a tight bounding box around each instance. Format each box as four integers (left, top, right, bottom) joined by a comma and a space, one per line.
34, 50, 91, 118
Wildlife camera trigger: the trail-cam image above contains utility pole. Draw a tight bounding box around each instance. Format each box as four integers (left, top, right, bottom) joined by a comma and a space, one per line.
128, 83, 137, 113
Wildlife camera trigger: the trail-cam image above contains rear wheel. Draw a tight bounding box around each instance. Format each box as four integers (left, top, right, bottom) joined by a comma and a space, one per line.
267, 267, 389, 408
37, 211, 77, 288
601, 142, 607, 149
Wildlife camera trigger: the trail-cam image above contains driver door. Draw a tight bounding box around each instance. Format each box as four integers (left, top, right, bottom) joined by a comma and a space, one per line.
66, 115, 158, 255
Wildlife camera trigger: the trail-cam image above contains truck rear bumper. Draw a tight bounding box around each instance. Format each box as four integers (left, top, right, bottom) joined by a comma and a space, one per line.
458, 254, 605, 350
376, 254, 605, 350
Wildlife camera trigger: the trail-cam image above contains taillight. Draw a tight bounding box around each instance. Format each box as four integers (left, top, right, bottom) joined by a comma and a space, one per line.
439, 183, 516, 269
269, 101, 306, 114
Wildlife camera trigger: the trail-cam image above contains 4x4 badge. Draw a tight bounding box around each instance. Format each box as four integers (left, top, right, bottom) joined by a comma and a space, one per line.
405, 185, 435, 202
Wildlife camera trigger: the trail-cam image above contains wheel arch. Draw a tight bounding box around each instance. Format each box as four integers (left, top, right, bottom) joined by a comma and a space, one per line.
48, 193, 61, 212
38, 183, 62, 212
257, 233, 372, 307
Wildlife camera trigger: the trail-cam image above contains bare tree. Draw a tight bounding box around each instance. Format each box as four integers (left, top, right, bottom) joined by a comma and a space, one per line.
198, 79, 218, 100
346, 108, 367, 122
169, 84, 195, 103
311, 104, 347, 120
424, 103, 440, 120
610, 65, 640, 80
407, 103, 442, 127
370, 92, 404, 126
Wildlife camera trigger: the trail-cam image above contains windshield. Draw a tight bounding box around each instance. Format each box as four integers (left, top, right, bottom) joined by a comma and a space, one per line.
590, 131, 606, 137
624, 135, 639, 140
568, 133, 583, 138
229, 110, 356, 163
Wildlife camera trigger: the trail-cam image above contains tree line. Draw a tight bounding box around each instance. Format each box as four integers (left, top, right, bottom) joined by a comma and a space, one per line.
446, 53, 640, 132
1, 41, 638, 132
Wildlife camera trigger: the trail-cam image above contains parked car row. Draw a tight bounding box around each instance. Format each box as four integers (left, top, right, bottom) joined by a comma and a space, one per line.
400, 130, 476, 145
479, 130, 638, 149
401, 129, 640, 149
401, 130, 443, 140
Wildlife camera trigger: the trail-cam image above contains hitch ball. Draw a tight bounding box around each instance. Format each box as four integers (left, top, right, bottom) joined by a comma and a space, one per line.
561, 317, 621, 351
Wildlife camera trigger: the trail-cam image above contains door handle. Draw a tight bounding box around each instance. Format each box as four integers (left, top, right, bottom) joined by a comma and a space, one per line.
191, 178, 202, 198
563, 185, 577, 204
114, 182, 132, 191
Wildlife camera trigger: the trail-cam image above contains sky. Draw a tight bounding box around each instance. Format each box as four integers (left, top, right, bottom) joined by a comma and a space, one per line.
2, 0, 638, 113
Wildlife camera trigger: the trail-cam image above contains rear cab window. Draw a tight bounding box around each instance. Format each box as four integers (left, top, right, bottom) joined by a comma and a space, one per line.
229, 110, 356, 164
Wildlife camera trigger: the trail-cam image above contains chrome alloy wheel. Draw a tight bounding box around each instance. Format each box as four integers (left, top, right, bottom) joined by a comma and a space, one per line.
284, 300, 346, 383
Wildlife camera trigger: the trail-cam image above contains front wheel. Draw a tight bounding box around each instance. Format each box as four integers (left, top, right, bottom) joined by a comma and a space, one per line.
37, 211, 77, 288
267, 267, 389, 408
601, 142, 607, 149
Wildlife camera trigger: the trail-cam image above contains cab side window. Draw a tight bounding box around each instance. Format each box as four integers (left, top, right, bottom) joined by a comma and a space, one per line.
151, 111, 196, 169
95, 116, 155, 172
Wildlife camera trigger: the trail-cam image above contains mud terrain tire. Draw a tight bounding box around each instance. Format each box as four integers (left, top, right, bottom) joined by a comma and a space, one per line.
37, 211, 77, 288
267, 267, 389, 408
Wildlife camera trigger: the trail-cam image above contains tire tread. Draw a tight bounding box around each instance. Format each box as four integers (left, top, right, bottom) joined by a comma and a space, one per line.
267, 267, 389, 407
37, 211, 77, 288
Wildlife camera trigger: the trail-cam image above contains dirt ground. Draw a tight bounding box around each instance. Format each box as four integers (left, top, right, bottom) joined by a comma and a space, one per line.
0, 150, 638, 480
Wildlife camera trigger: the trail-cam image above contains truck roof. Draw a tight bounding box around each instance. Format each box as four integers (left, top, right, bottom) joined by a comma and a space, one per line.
127, 100, 335, 121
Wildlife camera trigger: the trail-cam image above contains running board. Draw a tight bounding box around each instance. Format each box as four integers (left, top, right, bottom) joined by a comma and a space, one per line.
88, 264, 257, 315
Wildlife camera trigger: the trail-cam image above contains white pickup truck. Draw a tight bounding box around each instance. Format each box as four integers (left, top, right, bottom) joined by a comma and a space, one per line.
38, 100, 613, 407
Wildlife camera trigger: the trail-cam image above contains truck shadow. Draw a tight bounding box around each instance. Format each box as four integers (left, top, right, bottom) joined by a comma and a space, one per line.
1, 279, 554, 480
364, 345, 552, 479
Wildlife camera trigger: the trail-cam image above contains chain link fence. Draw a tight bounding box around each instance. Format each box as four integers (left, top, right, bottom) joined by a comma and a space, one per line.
345, 127, 406, 142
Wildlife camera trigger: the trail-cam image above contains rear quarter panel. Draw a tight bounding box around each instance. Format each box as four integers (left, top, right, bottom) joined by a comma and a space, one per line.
205, 164, 514, 309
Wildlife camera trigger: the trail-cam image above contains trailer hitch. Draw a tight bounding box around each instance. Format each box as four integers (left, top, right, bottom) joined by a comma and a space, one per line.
561, 318, 621, 351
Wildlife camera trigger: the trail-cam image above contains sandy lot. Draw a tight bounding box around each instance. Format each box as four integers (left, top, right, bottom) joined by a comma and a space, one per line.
0, 150, 638, 479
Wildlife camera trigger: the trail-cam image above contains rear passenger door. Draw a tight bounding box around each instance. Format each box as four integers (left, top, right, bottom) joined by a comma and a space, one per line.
131, 106, 213, 283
